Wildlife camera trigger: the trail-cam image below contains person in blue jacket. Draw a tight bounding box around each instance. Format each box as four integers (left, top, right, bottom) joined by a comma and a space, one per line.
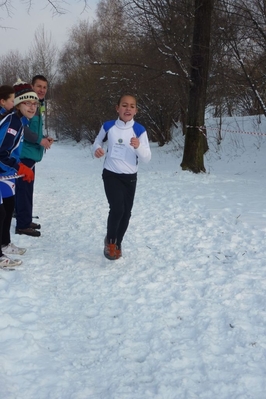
15, 75, 53, 237
0, 85, 23, 261
0, 80, 37, 267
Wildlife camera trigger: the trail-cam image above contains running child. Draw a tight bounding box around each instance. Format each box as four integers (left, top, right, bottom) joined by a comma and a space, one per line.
93, 94, 151, 260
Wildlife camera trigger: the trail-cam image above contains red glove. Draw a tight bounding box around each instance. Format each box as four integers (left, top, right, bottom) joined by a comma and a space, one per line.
18, 163, 34, 183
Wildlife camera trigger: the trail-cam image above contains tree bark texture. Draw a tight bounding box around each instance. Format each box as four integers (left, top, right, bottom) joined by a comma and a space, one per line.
181, 0, 214, 173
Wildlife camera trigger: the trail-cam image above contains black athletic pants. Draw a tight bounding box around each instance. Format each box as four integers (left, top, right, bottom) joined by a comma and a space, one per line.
0, 202, 6, 256
2, 196, 15, 247
15, 159, 35, 229
102, 169, 137, 246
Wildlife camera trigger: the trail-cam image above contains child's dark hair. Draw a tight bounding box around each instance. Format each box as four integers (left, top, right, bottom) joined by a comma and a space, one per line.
32, 75, 48, 85
0, 85, 15, 100
0, 85, 15, 120
117, 93, 137, 106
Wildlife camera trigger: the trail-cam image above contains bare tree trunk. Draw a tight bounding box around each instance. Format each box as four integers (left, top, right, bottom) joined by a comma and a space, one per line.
180, 0, 214, 173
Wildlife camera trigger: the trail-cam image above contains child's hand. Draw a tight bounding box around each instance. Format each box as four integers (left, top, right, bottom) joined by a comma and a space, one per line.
130, 137, 139, 149
94, 148, 105, 158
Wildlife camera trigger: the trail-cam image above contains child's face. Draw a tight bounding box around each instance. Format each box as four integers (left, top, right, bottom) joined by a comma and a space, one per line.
0, 94, 15, 111
17, 101, 38, 119
116, 96, 137, 123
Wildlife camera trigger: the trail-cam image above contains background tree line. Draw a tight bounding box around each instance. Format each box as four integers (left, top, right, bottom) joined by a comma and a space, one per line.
1, 0, 266, 162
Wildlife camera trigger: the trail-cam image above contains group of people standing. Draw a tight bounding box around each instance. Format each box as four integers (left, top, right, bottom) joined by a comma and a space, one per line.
0, 87, 151, 267
0, 76, 53, 268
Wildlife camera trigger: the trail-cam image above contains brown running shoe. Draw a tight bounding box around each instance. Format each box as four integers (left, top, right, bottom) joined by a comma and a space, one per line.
104, 236, 117, 260
30, 222, 41, 229
115, 244, 122, 259
15, 227, 41, 237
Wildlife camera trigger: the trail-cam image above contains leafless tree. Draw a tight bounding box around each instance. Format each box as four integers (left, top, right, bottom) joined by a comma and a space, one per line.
52, 0, 183, 143
124, 0, 195, 128
0, 0, 89, 19
27, 24, 58, 85
0, 51, 24, 85
0, 25, 57, 83
212, 0, 266, 116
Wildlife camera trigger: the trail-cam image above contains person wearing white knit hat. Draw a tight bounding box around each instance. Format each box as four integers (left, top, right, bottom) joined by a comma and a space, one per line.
15, 75, 54, 237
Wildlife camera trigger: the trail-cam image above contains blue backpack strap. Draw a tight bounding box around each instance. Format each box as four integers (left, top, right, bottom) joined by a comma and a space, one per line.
133, 122, 146, 138
103, 120, 116, 142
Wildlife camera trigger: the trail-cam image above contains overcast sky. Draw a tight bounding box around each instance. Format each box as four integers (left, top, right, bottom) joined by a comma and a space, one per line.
0, 0, 98, 56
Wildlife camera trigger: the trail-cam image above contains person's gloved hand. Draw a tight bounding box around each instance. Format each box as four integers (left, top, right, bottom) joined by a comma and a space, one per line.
18, 163, 34, 183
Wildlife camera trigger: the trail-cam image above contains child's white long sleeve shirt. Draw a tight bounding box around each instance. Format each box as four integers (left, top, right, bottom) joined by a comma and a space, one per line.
93, 118, 151, 174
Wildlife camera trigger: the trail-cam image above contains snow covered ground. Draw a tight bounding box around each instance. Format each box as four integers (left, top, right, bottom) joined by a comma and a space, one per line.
1, 115, 266, 399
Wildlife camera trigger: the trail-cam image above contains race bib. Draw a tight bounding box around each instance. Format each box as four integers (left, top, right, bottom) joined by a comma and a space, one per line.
111, 143, 127, 161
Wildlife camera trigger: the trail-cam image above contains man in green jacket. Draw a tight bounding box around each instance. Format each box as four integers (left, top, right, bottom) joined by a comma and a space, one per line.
15, 75, 53, 237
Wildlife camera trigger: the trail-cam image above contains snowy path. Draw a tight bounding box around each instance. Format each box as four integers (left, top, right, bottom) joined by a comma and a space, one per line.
1, 141, 266, 399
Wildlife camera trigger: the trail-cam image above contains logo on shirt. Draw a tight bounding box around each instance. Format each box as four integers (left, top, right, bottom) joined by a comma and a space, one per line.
118, 138, 123, 144
7, 128, 17, 136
